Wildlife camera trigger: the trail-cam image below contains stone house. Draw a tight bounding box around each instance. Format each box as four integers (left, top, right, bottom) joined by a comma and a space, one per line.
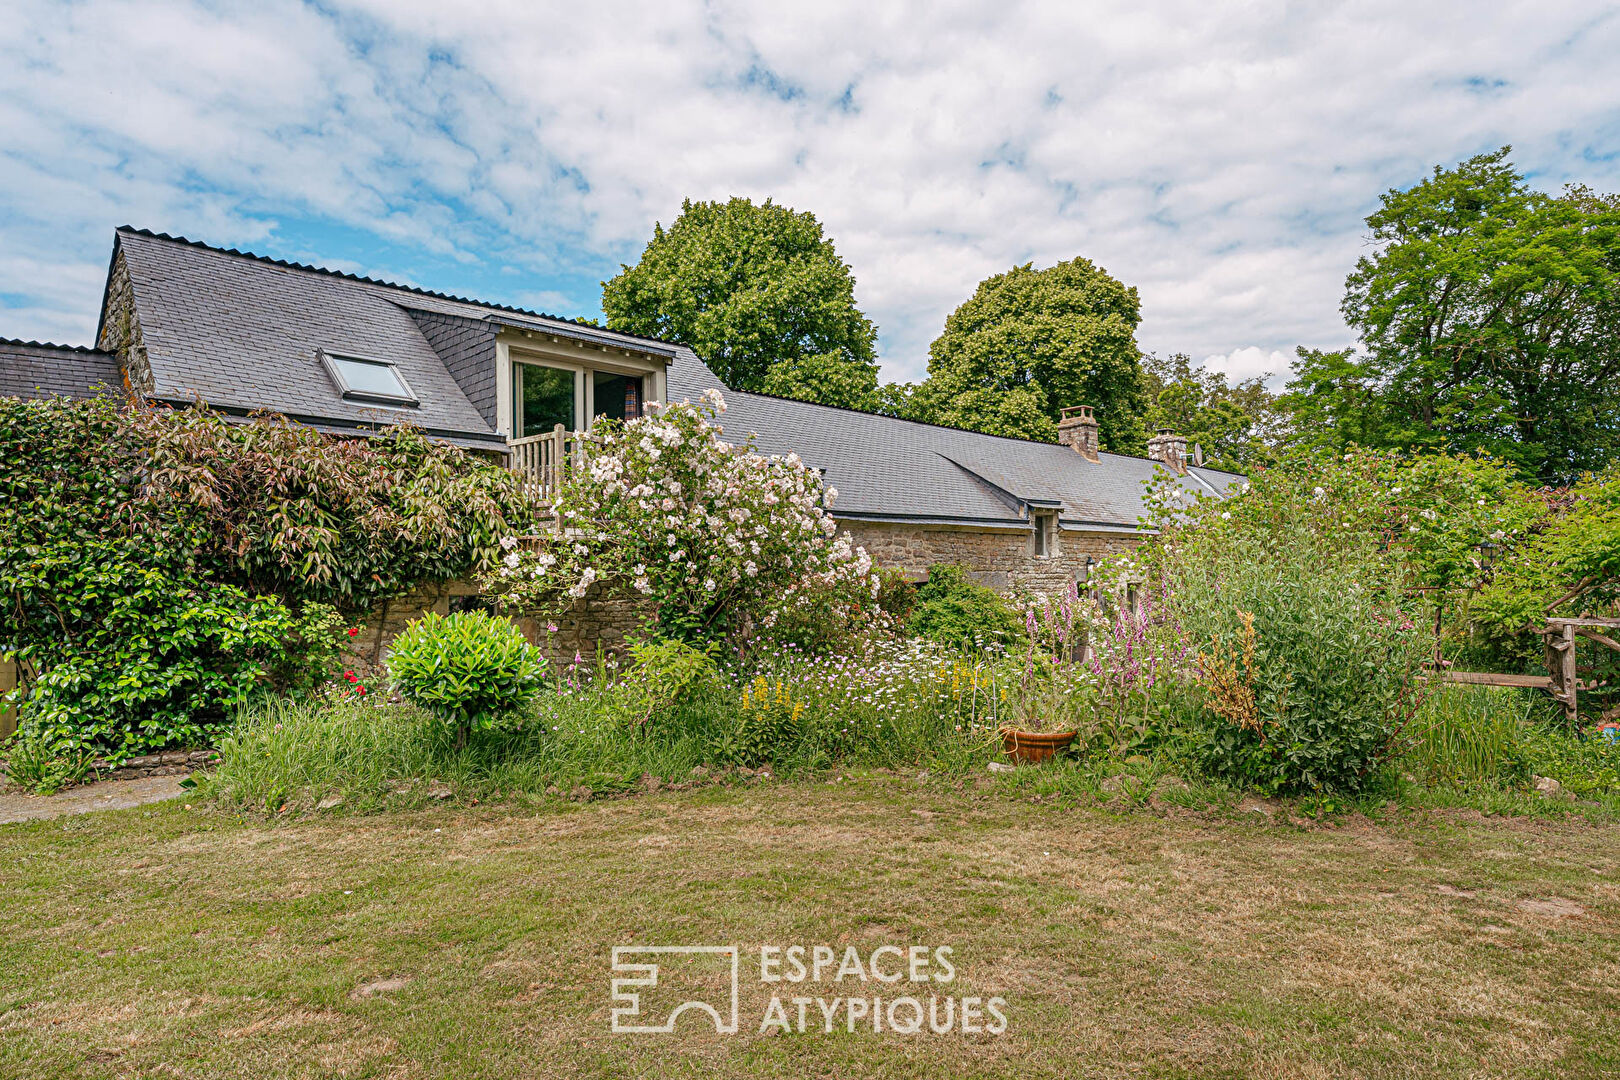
1, 228, 1242, 658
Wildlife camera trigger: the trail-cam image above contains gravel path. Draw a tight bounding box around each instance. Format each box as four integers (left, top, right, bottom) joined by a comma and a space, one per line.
0, 775, 191, 825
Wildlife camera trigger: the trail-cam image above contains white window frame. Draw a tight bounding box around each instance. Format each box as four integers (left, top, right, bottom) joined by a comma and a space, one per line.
510, 355, 585, 438
497, 331, 670, 438
319, 348, 419, 408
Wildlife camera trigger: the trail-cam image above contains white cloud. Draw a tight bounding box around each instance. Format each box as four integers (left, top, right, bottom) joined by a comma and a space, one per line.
2, 0, 1617, 388
1199, 347, 1296, 389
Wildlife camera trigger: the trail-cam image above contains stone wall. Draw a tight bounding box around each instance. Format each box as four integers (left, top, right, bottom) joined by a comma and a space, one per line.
350, 578, 654, 671
94, 749, 219, 780
347, 518, 1140, 666
839, 520, 1141, 596
542, 588, 656, 666
95, 249, 152, 394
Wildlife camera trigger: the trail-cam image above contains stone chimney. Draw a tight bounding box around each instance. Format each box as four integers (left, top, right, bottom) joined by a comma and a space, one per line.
1147, 428, 1188, 474
1057, 405, 1100, 463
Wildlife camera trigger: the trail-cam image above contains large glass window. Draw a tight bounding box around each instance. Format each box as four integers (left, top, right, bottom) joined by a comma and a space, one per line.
515, 363, 576, 437
593, 370, 645, 423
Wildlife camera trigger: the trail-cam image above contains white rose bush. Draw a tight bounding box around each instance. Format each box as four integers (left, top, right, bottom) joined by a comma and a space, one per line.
482, 390, 878, 643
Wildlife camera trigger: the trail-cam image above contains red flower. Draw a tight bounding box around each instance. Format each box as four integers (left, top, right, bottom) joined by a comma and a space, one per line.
344, 670, 356, 682
356, 686, 367, 695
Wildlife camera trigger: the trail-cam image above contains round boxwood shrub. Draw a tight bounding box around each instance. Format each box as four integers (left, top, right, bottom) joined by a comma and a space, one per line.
386, 611, 546, 744
907, 564, 1024, 650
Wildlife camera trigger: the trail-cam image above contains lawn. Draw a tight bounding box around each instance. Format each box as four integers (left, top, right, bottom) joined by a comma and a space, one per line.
3, 778, 1617, 1079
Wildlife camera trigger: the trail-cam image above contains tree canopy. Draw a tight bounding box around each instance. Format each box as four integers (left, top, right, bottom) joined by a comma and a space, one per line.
1141, 353, 1287, 473
1330, 148, 1620, 482
601, 197, 880, 405
912, 258, 1148, 448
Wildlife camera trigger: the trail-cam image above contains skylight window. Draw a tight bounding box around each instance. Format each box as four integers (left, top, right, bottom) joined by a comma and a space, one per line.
320, 349, 418, 407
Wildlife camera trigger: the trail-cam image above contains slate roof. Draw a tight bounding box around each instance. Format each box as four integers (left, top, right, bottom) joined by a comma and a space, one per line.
5, 226, 1238, 534
0, 339, 122, 401
109, 229, 504, 444
666, 356, 1242, 531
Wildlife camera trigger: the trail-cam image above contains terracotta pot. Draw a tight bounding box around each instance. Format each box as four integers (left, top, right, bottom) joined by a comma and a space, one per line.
999, 727, 1077, 765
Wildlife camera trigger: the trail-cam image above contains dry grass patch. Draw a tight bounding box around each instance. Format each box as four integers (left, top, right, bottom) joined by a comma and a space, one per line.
1, 781, 1617, 1078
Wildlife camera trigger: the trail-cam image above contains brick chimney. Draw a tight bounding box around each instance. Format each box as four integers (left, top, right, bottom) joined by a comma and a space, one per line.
1057, 405, 1100, 463
1147, 428, 1188, 474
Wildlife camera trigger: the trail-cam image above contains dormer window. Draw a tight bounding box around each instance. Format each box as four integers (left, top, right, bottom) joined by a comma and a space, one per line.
499, 330, 668, 442
320, 349, 418, 407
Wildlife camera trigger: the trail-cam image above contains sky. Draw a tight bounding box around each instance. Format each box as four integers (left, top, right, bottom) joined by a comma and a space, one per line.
2, 2, 1618, 388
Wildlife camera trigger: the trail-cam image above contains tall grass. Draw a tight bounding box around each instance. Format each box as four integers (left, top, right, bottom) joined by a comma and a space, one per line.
205, 690, 724, 813
1403, 684, 1540, 787
204, 649, 1012, 815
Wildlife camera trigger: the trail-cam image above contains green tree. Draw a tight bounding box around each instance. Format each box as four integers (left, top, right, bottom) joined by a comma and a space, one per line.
1283, 346, 1401, 453
1141, 353, 1287, 472
913, 258, 1147, 447
758, 350, 880, 410
601, 197, 879, 399
1334, 147, 1620, 482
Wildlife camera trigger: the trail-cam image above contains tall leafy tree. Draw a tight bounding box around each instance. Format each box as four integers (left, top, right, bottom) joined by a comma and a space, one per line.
1335, 148, 1620, 482
1282, 346, 1402, 453
601, 197, 880, 403
1141, 353, 1287, 472
758, 352, 881, 411
913, 258, 1147, 448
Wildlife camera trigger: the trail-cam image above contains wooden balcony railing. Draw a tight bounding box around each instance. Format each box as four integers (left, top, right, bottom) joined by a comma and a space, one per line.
507, 424, 592, 503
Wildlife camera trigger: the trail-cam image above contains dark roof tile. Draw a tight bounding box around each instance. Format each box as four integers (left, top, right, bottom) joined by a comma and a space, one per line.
0, 339, 122, 400
666, 352, 1241, 530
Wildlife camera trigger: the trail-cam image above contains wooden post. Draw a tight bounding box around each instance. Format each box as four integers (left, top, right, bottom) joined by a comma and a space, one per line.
1561, 622, 1580, 726
1545, 621, 1579, 726
548, 423, 565, 497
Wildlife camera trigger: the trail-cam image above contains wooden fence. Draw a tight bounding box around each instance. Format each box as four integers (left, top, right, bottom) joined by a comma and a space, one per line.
1438, 616, 1620, 727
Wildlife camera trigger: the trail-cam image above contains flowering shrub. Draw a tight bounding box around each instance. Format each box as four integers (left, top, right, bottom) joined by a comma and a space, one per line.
1075, 584, 1190, 752
484, 392, 878, 644
386, 611, 547, 745
725, 677, 808, 766
1147, 457, 1432, 794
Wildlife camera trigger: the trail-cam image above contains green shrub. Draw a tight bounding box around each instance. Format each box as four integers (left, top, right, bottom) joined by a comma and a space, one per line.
0, 395, 537, 786
19, 593, 341, 762
387, 611, 546, 743
0, 397, 353, 777
1151, 464, 1431, 795
621, 635, 720, 728
1520, 724, 1620, 797
724, 676, 807, 767
1, 727, 94, 795
908, 564, 1023, 650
